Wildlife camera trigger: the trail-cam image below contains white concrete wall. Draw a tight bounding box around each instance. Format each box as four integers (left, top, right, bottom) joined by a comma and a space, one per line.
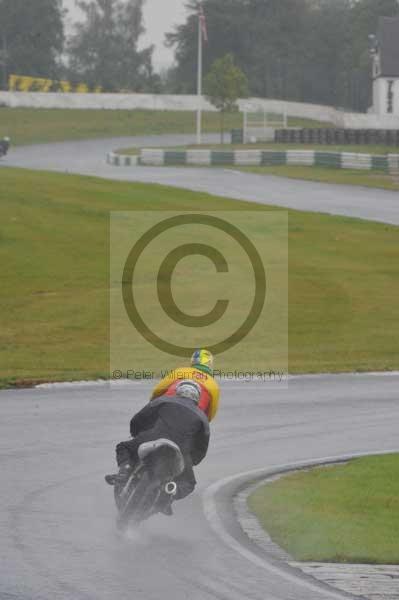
2, 91, 399, 129
341, 111, 399, 128
0, 91, 339, 123
0, 91, 217, 111
0, 91, 337, 119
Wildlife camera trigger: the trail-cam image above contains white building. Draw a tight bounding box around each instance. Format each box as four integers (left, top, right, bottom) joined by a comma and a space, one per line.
370, 16, 399, 116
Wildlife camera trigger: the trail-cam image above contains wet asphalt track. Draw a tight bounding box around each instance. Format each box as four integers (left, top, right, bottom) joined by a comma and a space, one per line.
1, 136, 399, 599
3, 134, 399, 225
1, 376, 399, 600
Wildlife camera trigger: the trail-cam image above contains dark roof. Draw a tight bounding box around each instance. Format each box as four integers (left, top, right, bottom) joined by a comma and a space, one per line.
377, 16, 399, 77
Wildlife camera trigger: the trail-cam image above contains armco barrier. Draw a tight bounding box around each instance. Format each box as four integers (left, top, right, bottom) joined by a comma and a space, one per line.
107, 149, 398, 173
275, 128, 399, 146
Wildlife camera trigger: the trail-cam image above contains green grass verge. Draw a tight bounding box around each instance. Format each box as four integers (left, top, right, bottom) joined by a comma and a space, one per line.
240, 165, 399, 191
117, 143, 399, 156
114, 161, 398, 192
116, 147, 139, 156
1, 168, 399, 388
0, 108, 328, 146
248, 454, 399, 564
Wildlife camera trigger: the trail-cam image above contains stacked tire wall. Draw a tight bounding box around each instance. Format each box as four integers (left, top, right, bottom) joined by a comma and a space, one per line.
275, 129, 399, 146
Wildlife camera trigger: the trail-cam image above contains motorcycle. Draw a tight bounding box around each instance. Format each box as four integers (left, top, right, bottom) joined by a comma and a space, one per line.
0, 137, 10, 157
113, 438, 185, 530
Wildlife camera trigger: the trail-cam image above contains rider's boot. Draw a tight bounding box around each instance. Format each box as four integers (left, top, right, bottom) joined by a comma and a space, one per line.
160, 501, 173, 516
105, 462, 132, 486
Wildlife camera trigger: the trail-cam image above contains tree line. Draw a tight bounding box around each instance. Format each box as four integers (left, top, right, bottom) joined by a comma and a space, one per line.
0, 0, 160, 93
166, 0, 399, 111
1, 0, 398, 110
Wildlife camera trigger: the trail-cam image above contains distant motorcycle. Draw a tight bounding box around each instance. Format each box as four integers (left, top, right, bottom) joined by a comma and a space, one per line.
112, 438, 185, 530
0, 137, 10, 157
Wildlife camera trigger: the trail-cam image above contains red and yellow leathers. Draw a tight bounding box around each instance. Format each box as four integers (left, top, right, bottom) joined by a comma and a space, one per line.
151, 367, 220, 422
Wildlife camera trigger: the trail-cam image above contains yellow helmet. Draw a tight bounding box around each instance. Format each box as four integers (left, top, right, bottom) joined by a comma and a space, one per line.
191, 349, 214, 374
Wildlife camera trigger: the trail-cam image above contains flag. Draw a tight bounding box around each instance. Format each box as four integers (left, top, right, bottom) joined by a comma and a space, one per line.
199, 3, 208, 43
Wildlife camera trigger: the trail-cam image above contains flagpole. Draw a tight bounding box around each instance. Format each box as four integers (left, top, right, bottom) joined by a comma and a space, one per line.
196, 6, 203, 145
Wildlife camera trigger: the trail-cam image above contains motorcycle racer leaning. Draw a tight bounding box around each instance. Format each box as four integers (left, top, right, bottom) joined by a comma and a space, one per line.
0, 137, 10, 156
105, 349, 220, 515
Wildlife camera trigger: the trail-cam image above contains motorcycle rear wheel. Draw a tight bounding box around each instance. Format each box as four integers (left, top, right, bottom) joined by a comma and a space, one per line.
116, 470, 159, 529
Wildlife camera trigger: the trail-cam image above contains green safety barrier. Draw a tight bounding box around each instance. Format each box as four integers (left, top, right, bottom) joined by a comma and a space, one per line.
315, 152, 341, 168
231, 129, 244, 144
164, 151, 187, 165
109, 149, 399, 173
211, 151, 235, 165
371, 155, 389, 171
261, 151, 287, 166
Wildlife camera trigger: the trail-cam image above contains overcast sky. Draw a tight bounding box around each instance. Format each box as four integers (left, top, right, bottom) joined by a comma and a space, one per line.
62, 0, 188, 70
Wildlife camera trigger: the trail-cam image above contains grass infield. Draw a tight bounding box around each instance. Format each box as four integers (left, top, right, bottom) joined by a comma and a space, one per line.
0, 168, 398, 387
241, 165, 399, 191
248, 455, 399, 564
0, 108, 328, 146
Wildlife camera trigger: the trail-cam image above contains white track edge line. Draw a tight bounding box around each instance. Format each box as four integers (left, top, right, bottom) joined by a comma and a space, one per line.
202, 449, 399, 600
34, 371, 399, 390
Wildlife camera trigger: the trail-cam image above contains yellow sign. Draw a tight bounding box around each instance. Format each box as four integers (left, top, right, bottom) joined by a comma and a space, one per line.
9, 74, 102, 93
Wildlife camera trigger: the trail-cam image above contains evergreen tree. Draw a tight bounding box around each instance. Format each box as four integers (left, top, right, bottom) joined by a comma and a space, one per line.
0, 0, 64, 89
68, 0, 157, 92
165, 0, 399, 110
